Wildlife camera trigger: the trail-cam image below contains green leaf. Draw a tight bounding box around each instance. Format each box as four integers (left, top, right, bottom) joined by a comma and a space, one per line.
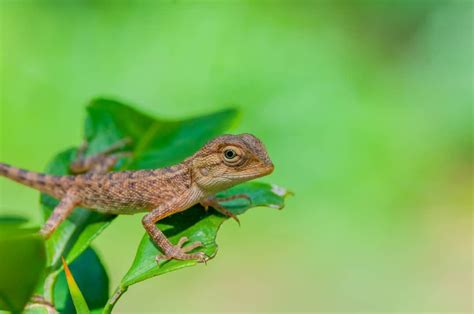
61, 257, 90, 313
54, 248, 108, 313
0, 215, 29, 227
0, 222, 46, 312
85, 98, 240, 170
104, 182, 291, 311
39, 98, 238, 297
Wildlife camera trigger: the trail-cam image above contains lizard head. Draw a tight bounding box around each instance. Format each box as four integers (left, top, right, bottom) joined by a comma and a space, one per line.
187, 133, 274, 192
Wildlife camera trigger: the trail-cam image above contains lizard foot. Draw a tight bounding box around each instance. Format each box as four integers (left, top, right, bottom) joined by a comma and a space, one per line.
156, 236, 209, 264
200, 194, 251, 225
70, 137, 133, 174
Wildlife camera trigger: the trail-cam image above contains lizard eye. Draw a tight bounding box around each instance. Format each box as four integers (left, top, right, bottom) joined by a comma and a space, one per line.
222, 146, 243, 166
224, 149, 236, 159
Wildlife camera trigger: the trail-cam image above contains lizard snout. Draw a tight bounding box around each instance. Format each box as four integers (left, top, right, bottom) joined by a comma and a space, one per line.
263, 160, 274, 175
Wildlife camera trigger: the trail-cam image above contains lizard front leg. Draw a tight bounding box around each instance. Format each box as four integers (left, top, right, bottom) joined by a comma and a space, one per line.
201, 194, 251, 225
142, 201, 209, 263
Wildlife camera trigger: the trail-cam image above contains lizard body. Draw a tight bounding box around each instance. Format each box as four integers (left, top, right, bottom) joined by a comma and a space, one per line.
0, 165, 193, 214
0, 133, 274, 262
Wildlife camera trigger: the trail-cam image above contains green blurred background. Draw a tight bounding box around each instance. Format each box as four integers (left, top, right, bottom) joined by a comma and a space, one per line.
0, 1, 472, 312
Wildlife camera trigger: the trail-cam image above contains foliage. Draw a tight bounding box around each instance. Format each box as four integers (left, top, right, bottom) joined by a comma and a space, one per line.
61, 257, 90, 314
54, 248, 108, 313
105, 182, 290, 312
1, 2, 471, 311
0, 99, 290, 312
0, 219, 45, 313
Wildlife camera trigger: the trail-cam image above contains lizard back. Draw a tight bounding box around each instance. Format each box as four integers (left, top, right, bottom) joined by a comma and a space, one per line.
74, 166, 193, 214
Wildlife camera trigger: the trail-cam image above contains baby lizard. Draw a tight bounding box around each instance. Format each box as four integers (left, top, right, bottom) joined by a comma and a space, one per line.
0, 134, 274, 262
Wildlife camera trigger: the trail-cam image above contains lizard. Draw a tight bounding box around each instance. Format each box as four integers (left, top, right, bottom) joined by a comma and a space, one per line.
0, 133, 274, 263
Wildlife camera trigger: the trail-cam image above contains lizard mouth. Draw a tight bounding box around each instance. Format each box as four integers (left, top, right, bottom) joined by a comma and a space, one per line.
250, 163, 274, 178
224, 165, 273, 181
261, 158, 274, 175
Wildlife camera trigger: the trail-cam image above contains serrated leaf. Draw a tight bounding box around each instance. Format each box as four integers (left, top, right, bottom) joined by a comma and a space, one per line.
0, 222, 46, 312
104, 182, 290, 311
61, 257, 90, 314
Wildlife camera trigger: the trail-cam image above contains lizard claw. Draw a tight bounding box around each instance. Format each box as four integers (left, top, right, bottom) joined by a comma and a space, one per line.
156, 236, 209, 264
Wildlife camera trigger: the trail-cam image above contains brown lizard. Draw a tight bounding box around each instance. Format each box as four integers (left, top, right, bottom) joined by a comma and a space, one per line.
0, 134, 274, 262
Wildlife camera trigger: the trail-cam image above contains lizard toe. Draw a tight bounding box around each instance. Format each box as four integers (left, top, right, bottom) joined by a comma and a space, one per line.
155, 254, 170, 264
155, 239, 207, 264
177, 236, 189, 247
182, 240, 203, 253
194, 252, 209, 263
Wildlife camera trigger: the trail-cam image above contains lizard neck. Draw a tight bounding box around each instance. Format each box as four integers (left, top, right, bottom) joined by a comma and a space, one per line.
164, 161, 207, 205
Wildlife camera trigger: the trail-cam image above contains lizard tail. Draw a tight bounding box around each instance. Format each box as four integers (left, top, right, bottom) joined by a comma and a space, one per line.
0, 162, 70, 197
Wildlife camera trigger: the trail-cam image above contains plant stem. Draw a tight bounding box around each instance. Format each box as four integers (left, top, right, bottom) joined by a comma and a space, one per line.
103, 285, 127, 313
43, 270, 60, 304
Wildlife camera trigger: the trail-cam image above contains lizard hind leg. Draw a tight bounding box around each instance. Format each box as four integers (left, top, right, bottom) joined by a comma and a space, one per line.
40, 191, 79, 239
69, 137, 133, 174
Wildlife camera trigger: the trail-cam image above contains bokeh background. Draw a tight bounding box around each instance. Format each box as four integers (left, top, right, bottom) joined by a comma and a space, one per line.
0, 1, 472, 312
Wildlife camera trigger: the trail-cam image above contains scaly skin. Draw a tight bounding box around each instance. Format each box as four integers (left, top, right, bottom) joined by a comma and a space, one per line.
0, 134, 274, 262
